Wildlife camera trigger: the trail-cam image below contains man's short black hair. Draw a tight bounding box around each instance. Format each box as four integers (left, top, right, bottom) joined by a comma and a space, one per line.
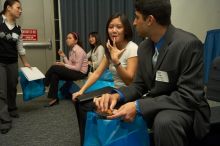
134, 0, 171, 26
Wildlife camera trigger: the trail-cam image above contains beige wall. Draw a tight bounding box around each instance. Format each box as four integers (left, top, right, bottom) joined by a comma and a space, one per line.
171, 0, 220, 42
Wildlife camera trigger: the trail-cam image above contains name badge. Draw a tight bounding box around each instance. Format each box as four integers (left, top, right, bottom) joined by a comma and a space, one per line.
156, 70, 169, 83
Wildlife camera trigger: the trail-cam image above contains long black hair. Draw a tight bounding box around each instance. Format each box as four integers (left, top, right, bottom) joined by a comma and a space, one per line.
105, 12, 133, 59
0, 0, 20, 15
88, 31, 102, 52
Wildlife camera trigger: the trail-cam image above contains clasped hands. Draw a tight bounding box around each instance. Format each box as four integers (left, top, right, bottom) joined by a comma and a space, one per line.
93, 93, 137, 122
55, 49, 65, 66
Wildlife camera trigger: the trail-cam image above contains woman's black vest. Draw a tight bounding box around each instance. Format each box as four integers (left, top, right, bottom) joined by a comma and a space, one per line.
0, 15, 21, 64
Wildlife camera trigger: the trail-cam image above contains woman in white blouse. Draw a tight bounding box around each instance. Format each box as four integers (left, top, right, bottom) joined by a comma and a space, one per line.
87, 32, 105, 72
72, 12, 138, 145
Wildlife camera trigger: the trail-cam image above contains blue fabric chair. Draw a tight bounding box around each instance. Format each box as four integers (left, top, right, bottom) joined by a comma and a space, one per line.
58, 80, 80, 99
84, 69, 114, 93
204, 29, 220, 84
191, 57, 220, 146
63, 69, 114, 100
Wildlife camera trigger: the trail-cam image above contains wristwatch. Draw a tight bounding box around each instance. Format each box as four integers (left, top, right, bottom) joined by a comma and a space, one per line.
114, 62, 121, 68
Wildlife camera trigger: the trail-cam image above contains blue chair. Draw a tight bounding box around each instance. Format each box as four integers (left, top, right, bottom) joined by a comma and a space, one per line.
204, 29, 220, 84
84, 69, 114, 93
192, 57, 220, 146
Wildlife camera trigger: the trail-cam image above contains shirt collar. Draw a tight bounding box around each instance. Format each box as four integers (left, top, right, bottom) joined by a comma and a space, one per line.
2, 14, 6, 22
2, 14, 18, 27
154, 36, 165, 51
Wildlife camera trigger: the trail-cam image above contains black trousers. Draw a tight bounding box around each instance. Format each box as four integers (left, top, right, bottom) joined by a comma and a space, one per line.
74, 100, 95, 146
150, 110, 194, 146
0, 62, 18, 123
74, 87, 114, 146
44, 65, 86, 99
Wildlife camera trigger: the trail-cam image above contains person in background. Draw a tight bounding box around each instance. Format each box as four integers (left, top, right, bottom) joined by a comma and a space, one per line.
0, 0, 31, 134
44, 32, 88, 107
87, 32, 105, 72
72, 12, 138, 145
94, 0, 210, 146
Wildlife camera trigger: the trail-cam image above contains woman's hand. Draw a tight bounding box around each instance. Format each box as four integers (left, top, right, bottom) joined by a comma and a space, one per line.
58, 49, 65, 57
24, 62, 31, 68
55, 62, 65, 66
106, 38, 125, 64
72, 90, 84, 102
88, 61, 92, 65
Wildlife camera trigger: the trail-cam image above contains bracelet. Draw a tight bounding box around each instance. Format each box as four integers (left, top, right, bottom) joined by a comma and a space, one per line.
114, 62, 121, 68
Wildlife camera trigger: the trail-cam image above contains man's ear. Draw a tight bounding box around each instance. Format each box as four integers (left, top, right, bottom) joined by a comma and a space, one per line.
7, 5, 11, 12
146, 15, 156, 25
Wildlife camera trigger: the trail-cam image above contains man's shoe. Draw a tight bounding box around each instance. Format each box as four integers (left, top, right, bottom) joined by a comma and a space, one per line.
9, 111, 19, 118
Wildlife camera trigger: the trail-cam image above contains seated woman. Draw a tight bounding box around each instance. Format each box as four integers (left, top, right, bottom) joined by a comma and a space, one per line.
44, 32, 88, 107
87, 32, 105, 72
72, 12, 138, 145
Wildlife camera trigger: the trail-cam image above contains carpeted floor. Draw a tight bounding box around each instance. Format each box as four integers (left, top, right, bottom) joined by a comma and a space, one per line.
0, 95, 80, 146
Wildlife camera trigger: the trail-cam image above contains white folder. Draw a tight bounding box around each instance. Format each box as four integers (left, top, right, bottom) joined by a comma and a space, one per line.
20, 67, 45, 81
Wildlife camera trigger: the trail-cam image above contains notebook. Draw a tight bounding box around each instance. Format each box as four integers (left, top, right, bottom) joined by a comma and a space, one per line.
77, 86, 114, 103
20, 67, 45, 81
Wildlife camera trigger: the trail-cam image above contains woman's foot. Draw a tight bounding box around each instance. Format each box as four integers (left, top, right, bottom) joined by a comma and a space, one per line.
44, 99, 59, 107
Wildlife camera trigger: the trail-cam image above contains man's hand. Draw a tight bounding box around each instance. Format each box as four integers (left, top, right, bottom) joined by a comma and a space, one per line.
108, 102, 137, 122
93, 93, 120, 112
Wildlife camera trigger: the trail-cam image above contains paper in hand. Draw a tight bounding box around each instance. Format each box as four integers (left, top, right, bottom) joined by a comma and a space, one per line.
20, 67, 45, 81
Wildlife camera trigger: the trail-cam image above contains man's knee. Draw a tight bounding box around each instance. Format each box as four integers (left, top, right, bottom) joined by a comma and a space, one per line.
153, 111, 177, 131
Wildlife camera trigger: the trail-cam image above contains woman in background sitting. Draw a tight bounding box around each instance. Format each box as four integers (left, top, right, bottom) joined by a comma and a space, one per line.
44, 32, 88, 107
87, 32, 105, 72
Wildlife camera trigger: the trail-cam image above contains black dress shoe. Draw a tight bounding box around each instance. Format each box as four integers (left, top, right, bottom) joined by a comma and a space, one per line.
1, 121, 12, 134
10, 111, 19, 118
44, 99, 59, 107
1, 128, 10, 134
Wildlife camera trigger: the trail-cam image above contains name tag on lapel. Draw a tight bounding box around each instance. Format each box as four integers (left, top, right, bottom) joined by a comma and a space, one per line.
155, 70, 169, 83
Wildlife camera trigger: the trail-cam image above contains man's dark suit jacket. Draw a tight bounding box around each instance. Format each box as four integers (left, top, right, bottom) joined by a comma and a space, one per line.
119, 25, 210, 139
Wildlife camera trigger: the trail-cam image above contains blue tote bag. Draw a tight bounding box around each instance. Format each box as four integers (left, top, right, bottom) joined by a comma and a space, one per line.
84, 112, 150, 146
19, 71, 45, 101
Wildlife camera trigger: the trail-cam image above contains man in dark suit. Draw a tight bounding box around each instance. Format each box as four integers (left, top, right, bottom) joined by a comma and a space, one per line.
94, 0, 210, 146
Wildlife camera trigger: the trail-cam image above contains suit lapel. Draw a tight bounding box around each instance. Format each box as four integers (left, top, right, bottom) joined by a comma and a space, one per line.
144, 41, 154, 85
154, 43, 169, 71
153, 25, 175, 72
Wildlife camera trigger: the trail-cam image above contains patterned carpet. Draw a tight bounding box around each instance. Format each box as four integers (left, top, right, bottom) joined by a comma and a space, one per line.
0, 95, 80, 146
